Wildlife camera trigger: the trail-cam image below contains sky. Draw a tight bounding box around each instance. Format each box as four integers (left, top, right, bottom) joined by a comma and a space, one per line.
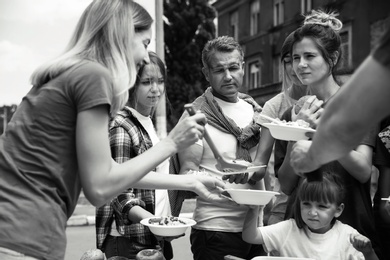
0, 0, 156, 106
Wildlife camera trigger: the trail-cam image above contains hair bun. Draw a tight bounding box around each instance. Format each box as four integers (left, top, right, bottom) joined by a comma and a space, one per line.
303, 10, 343, 32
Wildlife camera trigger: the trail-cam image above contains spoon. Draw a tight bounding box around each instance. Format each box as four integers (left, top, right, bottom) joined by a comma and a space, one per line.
184, 104, 249, 172
259, 114, 283, 125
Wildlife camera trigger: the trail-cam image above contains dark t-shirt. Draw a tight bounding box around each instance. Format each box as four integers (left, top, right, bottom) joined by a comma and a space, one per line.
0, 61, 113, 260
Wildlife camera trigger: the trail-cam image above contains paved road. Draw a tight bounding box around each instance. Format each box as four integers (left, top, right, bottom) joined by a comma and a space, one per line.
65, 225, 193, 260
65, 198, 195, 259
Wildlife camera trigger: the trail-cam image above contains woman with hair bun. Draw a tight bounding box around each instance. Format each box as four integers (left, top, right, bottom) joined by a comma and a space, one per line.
274, 9, 382, 258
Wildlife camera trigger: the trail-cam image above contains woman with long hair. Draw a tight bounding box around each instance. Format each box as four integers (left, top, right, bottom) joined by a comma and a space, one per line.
0, 2, 227, 259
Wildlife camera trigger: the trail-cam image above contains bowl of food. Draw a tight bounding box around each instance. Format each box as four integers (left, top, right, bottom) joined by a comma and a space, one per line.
135, 249, 165, 260
140, 216, 196, 237
262, 122, 316, 141
224, 189, 279, 205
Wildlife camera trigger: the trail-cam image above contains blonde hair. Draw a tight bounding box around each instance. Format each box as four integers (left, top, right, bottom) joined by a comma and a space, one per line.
280, 32, 308, 107
30, 0, 152, 116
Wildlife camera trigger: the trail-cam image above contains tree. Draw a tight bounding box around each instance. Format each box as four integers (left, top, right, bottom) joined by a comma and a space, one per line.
164, 0, 216, 130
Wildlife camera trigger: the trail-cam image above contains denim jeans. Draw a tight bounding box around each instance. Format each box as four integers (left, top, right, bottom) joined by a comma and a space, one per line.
0, 247, 40, 260
190, 228, 266, 260
103, 235, 172, 260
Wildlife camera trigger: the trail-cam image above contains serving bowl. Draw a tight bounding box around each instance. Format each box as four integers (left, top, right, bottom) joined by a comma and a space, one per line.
140, 216, 196, 237
262, 123, 316, 141
224, 189, 279, 205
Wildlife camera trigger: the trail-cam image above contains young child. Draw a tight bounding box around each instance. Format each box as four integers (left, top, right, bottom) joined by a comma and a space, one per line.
242, 173, 379, 260
96, 51, 179, 259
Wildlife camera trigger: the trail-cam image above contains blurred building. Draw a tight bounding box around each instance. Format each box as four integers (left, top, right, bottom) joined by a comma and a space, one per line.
212, 0, 390, 106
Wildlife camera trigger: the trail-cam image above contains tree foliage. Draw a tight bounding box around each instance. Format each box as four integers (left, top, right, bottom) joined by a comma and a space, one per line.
164, 0, 216, 130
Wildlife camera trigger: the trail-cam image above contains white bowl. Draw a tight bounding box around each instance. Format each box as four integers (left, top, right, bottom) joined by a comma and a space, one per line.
252, 257, 315, 260
225, 189, 279, 205
262, 123, 316, 141
140, 216, 196, 237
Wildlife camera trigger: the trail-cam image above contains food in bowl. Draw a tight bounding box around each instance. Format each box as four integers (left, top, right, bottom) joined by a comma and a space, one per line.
140, 216, 196, 237
135, 249, 166, 260
147, 216, 189, 226
268, 118, 311, 128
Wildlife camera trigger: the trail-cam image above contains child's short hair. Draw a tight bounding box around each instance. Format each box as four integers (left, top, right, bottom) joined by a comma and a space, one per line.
293, 171, 345, 228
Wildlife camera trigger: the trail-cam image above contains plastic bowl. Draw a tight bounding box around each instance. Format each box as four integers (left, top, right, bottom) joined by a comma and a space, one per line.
225, 189, 279, 205
140, 216, 196, 237
262, 123, 316, 141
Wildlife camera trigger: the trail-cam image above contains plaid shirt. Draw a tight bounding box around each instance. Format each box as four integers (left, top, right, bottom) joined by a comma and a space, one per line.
95, 107, 158, 250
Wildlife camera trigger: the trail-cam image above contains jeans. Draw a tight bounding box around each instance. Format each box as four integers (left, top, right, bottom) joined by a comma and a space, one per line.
103, 235, 172, 260
190, 228, 266, 260
0, 247, 40, 260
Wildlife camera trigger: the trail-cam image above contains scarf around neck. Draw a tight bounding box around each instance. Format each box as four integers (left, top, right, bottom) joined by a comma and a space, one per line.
192, 87, 262, 161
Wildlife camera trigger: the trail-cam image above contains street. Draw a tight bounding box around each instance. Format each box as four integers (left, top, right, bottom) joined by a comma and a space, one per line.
65, 225, 193, 260
65, 199, 195, 259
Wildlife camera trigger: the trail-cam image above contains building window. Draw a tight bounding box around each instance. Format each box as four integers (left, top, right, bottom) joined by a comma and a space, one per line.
230, 10, 239, 40
273, 0, 284, 26
248, 60, 261, 90
338, 24, 352, 70
273, 55, 282, 83
301, 0, 312, 14
250, 0, 260, 36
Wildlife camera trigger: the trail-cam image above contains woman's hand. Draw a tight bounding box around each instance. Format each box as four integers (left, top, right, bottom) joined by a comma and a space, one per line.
166, 113, 206, 152
154, 233, 185, 243
190, 175, 237, 206
292, 95, 324, 128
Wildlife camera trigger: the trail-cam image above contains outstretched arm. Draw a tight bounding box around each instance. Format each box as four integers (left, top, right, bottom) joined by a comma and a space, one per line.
242, 206, 265, 244
76, 105, 207, 207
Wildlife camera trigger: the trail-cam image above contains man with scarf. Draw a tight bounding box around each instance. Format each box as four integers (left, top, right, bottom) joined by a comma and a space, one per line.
178, 36, 266, 260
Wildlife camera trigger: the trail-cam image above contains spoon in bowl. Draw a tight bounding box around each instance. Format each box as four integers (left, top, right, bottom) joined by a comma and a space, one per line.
184, 104, 250, 172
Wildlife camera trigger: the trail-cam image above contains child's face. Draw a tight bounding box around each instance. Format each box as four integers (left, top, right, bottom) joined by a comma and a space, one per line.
300, 200, 343, 234
135, 64, 164, 112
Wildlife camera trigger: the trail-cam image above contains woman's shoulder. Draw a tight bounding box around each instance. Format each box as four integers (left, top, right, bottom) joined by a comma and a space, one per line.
262, 93, 293, 118
69, 60, 111, 78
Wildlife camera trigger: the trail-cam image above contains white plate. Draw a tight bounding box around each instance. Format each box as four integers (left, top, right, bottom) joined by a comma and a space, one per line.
224, 189, 279, 205
262, 123, 316, 141
140, 216, 196, 237
200, 164, 267, 175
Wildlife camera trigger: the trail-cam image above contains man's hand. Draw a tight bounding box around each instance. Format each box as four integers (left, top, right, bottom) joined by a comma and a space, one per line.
290, 140, 322, 173
222, 172, 249, 184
